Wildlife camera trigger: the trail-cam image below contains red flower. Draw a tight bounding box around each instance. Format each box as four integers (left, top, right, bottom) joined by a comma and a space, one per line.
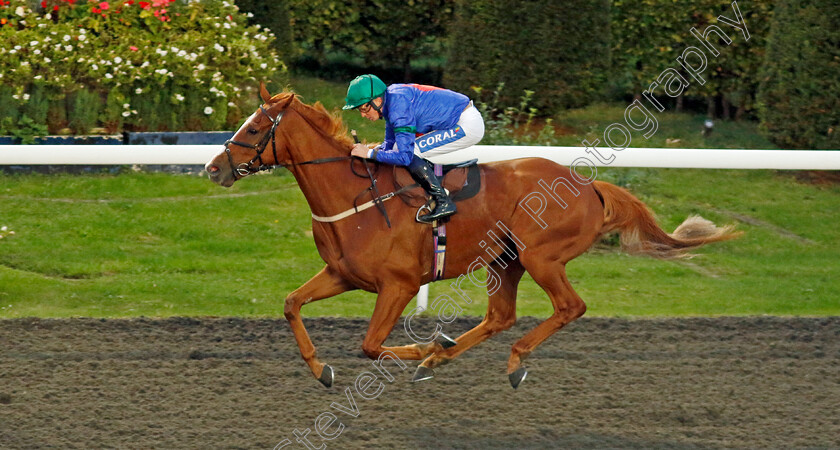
53, 5, 58, 10
99, 1, 109, 10
40, 1, 46, 8
130, 45, 138, 51
139, 1, 149, 9
91, 6, 100, 13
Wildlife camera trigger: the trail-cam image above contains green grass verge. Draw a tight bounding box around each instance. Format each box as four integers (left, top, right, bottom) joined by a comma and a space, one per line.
0, 167, 836, 319
0, 77, 836, 319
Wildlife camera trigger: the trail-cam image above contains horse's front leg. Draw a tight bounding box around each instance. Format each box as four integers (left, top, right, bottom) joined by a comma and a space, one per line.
360, 284, 447, 363
284, 265, 356, 387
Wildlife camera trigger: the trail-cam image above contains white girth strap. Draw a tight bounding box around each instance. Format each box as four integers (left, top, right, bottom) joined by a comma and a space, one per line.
310, 194, 397, 223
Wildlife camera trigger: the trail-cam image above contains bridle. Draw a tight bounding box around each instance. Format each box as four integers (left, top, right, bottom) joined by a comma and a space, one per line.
222, 99, 399, 227
222, 103, 351, 181
223, 104, 285, 179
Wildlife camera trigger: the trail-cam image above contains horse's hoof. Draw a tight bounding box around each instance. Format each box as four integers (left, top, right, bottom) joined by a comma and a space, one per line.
438, 333, 457, 349
318, 364, 334, 388
509, 367, 527, 389
412, 365, 435, 382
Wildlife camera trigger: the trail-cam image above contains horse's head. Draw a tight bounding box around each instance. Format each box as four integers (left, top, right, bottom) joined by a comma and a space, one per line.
205, 82, 296, 187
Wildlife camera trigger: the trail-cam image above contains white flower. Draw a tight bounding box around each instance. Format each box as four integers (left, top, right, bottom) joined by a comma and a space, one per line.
0, 226, 6, 232
214, 43, 224, 52
63, 35, 71, 42
92, 64, 98, 70
178, 50, 187, 57
79, 35, 86, 41
260, 63, 267, 69
23, 94, 30, 101
223, 23, 230, 29
33, 49, 41, 55
105, 73, 113, 79
43, 58, 50, 63
204, 107, 214, 115
135, 88, 143, 94
65, 45, 73, 52
122, 111, 131, 117
196, 64, 206, 71
114, 56, 122, 64
174, 94, 184, 102
123, 103, 130, 108
15, 6, 25, 17
30, 40, 39, 47
141, 61, 149, 68
34, 75, 42, 80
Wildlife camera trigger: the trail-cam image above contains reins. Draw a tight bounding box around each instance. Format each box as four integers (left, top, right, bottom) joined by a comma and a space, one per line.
225, 100, 412, 226
222, 104, 353, 180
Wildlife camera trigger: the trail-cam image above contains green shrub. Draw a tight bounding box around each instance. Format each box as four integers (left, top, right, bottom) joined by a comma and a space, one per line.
68, 89, 100, 134
611, 0, 774, 119
234, 0, 294, 64
443, 0, 611, 116
756, 0, 840, 149
286, 0, 454, 81
0, 0, 286, 134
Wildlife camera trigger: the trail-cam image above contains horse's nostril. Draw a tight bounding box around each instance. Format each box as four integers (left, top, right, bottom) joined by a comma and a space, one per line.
207, 165, 220, 174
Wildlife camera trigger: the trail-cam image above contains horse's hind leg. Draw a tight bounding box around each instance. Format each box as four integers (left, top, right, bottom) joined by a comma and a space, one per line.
507, 263, 586, 388
414, 259, 525, 380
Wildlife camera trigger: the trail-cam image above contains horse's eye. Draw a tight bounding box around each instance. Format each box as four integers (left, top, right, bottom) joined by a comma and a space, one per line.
248, 128, 259, 135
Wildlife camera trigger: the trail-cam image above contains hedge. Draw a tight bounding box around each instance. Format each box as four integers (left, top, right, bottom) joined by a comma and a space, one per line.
611, 0, 774, 119
0, 0, 286, 137
287, 0, 454, 81
234, 0, 294, 64
443, 0, 611, 115
756, 0, 840, 149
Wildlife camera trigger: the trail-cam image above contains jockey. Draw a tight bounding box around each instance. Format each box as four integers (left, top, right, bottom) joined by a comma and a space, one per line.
344, 74, 485, 223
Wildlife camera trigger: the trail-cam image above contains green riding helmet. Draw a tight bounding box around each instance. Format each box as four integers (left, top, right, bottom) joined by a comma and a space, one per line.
343, 74, 387, 110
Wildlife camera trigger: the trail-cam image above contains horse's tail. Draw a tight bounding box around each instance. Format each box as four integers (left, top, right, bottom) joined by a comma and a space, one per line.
592, 181, 742, 259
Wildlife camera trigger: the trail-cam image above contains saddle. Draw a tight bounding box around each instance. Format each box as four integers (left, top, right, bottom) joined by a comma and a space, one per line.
393, 158, 482, 207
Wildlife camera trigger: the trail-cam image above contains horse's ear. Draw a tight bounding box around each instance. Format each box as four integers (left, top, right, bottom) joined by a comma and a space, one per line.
259, 81, 271, 103
277, 93, 296, 110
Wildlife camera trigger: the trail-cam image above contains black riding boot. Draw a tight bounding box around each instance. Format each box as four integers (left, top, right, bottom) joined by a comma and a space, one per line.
407, 156, 457, 223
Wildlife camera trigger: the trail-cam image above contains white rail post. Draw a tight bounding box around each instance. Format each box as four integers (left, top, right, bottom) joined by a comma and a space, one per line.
417, 284, 429, 311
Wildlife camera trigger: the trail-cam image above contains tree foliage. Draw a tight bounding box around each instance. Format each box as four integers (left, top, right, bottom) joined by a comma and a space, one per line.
443, 0, 611, 115
756, 0, 840, 149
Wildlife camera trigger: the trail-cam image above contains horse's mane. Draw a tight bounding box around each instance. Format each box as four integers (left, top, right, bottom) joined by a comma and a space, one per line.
270, 91, 354, 149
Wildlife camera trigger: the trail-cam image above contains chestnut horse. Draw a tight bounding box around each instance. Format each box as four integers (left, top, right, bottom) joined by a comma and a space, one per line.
205, 84, 739, 388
